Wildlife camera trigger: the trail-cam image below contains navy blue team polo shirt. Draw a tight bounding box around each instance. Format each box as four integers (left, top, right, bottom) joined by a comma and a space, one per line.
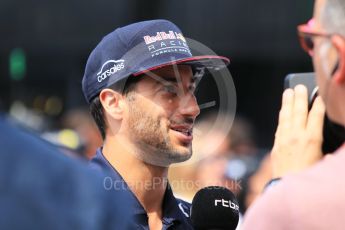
89, 148, 193, 230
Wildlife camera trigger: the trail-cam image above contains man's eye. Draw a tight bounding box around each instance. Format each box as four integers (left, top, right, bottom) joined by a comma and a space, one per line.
190, 85, 196, 93
163, 85, 178, 95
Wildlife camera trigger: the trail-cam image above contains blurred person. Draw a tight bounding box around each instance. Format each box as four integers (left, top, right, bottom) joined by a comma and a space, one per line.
193, 115, 237, 192
196, 155, 239, 192
190, 115, 249, 230
229, 151, 272, 215
242, 0, 345, 229
229, 116, 258, 156
225, 116, 268, 203
0, 113, 133, 229
242, 154, 272, 211
41, 129, 87, 159
62, 108, 103, 159
82, 20, 230, 229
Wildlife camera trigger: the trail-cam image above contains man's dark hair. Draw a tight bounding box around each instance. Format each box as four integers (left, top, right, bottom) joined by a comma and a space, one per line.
89, 76, 141, 139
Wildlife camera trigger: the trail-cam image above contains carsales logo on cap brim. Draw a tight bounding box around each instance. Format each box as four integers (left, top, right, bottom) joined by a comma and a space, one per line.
97, 59, 125, 83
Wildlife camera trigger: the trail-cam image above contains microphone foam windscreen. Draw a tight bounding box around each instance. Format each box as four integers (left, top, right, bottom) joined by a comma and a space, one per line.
191, 186, 239, 230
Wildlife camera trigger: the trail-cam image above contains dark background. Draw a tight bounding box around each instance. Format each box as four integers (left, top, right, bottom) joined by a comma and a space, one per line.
0, 0, 314, 148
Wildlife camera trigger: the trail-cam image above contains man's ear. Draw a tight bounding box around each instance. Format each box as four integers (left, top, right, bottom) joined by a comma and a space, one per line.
331, 35, 345, 84
99, 89, 125, 120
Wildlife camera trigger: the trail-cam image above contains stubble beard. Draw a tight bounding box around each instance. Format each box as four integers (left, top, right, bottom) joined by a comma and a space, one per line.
126, 96, 192, 166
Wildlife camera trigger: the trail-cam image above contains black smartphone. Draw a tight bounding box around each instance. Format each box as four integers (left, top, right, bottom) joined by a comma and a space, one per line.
284, 73, 318, 108
284, 73, 345, 154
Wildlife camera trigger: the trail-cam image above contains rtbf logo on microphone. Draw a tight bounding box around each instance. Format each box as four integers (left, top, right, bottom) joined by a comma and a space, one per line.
215, 199, 239, 211
191, 186, 240, 230
97, 59, 125, 83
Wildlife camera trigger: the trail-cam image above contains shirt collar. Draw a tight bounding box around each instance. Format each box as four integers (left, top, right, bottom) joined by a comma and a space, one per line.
89, 148, 188, 225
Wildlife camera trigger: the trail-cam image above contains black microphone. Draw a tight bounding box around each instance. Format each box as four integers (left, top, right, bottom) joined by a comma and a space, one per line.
191, 186, 239, 230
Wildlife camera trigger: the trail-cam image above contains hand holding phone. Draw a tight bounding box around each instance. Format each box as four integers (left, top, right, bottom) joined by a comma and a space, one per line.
284, 73, 318, 108
284, 73, 345, 154
271, 84, 326, 178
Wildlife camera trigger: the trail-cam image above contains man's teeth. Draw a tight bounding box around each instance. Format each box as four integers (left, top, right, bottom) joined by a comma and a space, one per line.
172, 128, 191, 135
181, 130, 188, 135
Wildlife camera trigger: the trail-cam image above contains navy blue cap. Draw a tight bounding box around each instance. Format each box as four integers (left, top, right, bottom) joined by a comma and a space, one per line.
82, 19, 230, 104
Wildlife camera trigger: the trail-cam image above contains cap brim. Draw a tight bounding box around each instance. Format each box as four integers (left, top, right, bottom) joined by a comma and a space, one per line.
133, 55, 230, 76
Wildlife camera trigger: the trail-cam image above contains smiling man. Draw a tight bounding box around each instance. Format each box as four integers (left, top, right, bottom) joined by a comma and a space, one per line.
82, 20, 229, 229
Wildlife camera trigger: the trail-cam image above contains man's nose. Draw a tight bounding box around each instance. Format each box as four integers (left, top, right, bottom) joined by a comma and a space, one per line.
178, 92, 200, 119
